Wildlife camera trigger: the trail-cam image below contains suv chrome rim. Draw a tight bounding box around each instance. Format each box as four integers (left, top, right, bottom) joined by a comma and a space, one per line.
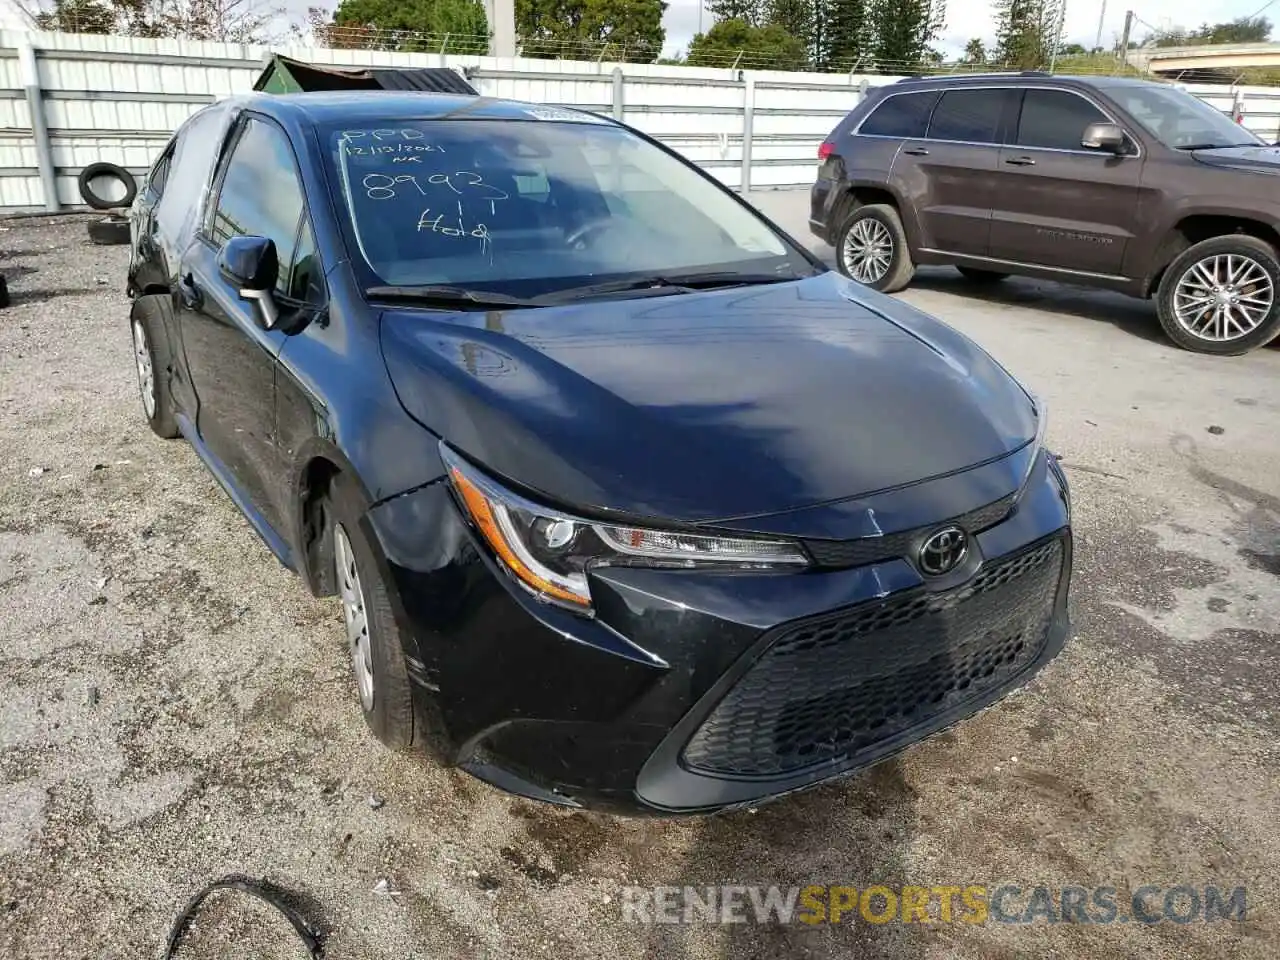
131, 319, 156, 419
842, 218, 894, 284
335, 524, 375, 712
1173, 253, 1274, 342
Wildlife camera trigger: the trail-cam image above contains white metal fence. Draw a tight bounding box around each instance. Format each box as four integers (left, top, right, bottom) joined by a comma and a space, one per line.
2, 29, 1280, 214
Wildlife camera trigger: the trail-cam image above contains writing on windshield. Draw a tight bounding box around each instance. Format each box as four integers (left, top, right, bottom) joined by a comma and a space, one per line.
339, 128, 506, 259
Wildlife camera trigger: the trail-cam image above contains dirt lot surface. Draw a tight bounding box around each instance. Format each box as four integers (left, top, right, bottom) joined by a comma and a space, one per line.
1, 205, 1278, 959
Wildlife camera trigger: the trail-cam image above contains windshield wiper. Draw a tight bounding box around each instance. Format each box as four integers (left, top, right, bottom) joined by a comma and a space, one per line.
1175, 142, 1259, 151
365, 285, 535, 309
533, 271, 803, 304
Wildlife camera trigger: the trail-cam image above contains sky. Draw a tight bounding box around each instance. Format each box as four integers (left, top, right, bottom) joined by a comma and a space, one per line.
0, 0, 1273, 61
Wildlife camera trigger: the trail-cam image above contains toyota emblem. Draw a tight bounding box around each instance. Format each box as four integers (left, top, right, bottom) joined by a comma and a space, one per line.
918, 526, 968, 576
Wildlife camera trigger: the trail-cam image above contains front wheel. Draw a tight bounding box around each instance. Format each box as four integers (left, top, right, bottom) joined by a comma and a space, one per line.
835, 203, 914, 293
329, 475, 420, 750
1155, 235, 1280, 355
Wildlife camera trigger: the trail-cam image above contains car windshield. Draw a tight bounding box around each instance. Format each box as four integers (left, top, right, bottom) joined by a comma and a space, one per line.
324, 117, 811, 296
1102, 84, 1264, 150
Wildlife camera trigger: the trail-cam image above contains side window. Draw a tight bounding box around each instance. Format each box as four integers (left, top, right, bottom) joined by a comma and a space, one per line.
148, 141, 174, 197
286, 218, 324, 305
1016, 90, 1109, 151
928, 89, 1011, 144
209, 117, 307, 297
859, 92, 940, 138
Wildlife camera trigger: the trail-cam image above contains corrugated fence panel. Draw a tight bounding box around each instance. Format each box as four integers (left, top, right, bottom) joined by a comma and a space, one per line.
3, 29, 1280, 210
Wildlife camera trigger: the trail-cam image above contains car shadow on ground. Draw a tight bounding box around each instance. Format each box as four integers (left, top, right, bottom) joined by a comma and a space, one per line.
902, 268, 1171, 348
633, 759, 923, 959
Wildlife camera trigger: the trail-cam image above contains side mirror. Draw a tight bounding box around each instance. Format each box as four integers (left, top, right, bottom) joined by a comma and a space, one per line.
218, 235, 280, 328
1082, 122, 1126, 154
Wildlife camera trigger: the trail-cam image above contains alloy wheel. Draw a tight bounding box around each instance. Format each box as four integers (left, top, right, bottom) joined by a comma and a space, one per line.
1172, 253, 1275, 342
335, 523, 375, 712
131, 318, 156, 419
842, 217, 894, 285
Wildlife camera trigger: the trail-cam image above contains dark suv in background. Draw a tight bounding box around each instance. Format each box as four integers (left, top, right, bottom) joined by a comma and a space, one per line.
811, 72, 1280, 355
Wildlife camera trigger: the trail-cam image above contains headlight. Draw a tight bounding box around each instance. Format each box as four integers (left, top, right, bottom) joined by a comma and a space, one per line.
441, 445, 809, 612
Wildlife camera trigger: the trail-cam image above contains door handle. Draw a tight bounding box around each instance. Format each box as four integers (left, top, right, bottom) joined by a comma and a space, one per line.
903, 146, 929, 156
1005, 156, 1036, 166
177, 272, 200, 308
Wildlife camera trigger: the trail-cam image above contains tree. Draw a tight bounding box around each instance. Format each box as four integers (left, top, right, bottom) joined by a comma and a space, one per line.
24, 0, 283, 41
516, 0, 666, 62
822, 0, 871, 70
868, 0, 944, 68
1151, 16, 1271, 48
765, 0, 814, 55
960, 36, 985, 64
314, 0, 489, 52
707, 0, 766, 26
993, 0, 1062, 69
686, 17, 808, 69
29, 0, 115, 31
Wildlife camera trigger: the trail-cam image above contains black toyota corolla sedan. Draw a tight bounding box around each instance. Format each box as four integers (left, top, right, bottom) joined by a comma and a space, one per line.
125, 91, 1072, 815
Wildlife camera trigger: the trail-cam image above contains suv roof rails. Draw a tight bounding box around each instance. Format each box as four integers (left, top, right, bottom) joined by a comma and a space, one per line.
1020, 70, 1051, 77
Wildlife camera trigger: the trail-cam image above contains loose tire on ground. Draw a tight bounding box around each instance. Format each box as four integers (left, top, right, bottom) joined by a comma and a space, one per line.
957, 266, 1010, 284
78, 161, 137, 211
328, 474, 421, 751
129, 296, 180, 439
1155, 234, 1280, 355
835, 203, 915, 293
87, 217, 131, 246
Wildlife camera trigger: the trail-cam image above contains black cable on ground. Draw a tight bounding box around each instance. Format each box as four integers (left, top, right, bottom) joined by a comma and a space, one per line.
163, 873, 326, 959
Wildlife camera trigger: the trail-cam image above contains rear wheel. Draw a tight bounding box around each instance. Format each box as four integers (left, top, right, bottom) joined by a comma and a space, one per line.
957, 266, 1010, 284
329, 475, 419, 750
1156, 235, 1280, 355
835, 203, 914, 293
130, 297, 179, 439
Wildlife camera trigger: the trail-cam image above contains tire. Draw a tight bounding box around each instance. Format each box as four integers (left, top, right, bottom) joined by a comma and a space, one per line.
129, 297, 180, 439
87, 217, 131, 246
835, 203, 914, 293
1155, 235, 1280, 355
78, 162, 137, 211
957, 266, 1010, 284
328, 475, 419, 751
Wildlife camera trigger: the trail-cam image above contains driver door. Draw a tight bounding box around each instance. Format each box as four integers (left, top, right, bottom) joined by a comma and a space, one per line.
175, 114, 310, 541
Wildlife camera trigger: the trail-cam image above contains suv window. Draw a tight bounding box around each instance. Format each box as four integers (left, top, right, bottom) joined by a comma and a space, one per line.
928, 89, 1009, 144
209, 117, 307, 298
1016, 90, 1109, 151
860, 91, 940, 138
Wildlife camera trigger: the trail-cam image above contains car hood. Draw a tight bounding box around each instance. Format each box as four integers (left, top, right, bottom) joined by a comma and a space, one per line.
1191, 144, 1280, 173
380, 272, 1036, 525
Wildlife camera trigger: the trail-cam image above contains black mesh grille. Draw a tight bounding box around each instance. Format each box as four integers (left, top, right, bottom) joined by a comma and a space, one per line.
802, 493, 1016, 569
682, 537, 1064, 778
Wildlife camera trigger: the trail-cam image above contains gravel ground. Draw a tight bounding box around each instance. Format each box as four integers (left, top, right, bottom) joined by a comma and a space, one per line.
1, 204, 1278, 959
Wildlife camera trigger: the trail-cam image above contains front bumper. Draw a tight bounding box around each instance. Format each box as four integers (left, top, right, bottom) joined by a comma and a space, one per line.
367, 450, 1073, 816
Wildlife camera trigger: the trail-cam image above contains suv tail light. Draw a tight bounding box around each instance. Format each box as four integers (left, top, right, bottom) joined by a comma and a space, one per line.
818, 141, 834, 161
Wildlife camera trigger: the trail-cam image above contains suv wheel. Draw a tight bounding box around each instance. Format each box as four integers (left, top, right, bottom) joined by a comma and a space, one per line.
836, 203, 914, 293
1156, 235, 1280, 355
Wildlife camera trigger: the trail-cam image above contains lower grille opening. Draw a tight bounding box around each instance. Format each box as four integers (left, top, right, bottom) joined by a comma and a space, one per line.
682, 537, 1064, 778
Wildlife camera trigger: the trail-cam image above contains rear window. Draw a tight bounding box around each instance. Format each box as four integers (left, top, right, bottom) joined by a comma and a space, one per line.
859, 91, 939, 138
928, 89, 1010, 144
